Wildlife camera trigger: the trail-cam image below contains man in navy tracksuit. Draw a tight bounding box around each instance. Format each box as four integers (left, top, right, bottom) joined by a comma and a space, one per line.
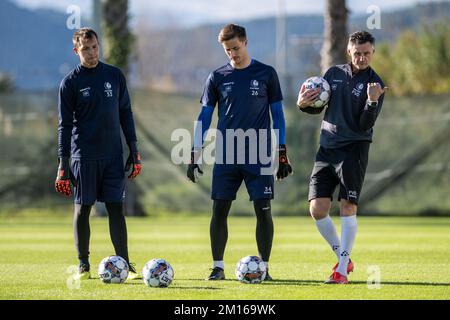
187, 24, 293, 281
55, 28, 142, 280
298, 31, 386, 284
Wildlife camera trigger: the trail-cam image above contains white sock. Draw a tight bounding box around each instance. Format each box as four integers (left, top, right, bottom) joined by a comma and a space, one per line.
315, 215, 341, 259
263, 261, 269, 271
213, 260, 224, 270
336, 215, 358, 276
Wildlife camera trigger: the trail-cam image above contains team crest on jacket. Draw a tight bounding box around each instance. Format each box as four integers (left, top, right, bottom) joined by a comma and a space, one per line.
250, 80, 259, 89
352, 82, 364, 97
250, 80, 260, 95
104, 82, 113, 97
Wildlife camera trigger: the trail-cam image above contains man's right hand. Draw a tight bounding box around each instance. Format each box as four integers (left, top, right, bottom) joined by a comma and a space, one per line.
297, 84, 321, 109
187, 149, 203, 183
55, 157, 75, 197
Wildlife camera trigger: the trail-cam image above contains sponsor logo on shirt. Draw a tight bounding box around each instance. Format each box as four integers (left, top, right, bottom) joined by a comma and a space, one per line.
80, 87, 90, 97
223, 82, 234, 87
104, 82, 113, 97
331, 79, 341, 91
221, 82, 233, 98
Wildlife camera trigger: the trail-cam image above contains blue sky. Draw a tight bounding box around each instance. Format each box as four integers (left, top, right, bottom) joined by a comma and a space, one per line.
12, 0, 447, 28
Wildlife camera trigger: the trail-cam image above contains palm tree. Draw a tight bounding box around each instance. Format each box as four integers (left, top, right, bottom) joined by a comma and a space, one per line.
102, 0, 134, 76
102, 0, 144, 216
321, 0, 348, 74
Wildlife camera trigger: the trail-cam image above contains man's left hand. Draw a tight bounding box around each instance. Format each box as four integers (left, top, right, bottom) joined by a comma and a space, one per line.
367, 83, 388, 102
276, 144, 293, 180
125, 151, 142, 179
187, 149, 203, 183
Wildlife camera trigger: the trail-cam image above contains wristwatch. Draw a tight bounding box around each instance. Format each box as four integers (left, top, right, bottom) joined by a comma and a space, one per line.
367, 100, 378, 107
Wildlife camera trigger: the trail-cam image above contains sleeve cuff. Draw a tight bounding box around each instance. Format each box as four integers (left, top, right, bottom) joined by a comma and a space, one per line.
127, 141, 138, 153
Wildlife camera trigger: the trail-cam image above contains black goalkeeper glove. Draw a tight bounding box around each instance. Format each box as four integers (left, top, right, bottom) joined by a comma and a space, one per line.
55, 157, 76, 197
124, 141, 142, 179
276, 144, 293, 180
187, 148, 203, 183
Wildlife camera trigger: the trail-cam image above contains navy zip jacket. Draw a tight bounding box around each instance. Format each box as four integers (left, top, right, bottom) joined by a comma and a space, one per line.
57, 61, 137, 160
301, 63, 384, 149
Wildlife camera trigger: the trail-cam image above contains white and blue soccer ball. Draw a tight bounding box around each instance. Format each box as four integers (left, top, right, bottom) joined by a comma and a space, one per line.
302, 76, 331, 108
98, 255, 129, 284
235, 255, 267, 284
142, 258, 174, 287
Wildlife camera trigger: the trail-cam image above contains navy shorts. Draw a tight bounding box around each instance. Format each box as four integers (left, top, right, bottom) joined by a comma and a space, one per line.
71, 156, 125, 205
308, 142, 370, 204
211, 164, 274, 201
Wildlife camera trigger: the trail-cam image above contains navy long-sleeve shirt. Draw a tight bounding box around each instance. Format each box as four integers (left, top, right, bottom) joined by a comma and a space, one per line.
57, 61, 137, 160
301, 63, 384, 149
199, 59, 284, 171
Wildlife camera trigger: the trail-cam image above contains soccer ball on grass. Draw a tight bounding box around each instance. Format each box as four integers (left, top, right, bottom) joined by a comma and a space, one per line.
235, 255, 267, 284
98, 255, 129, 284
142, 258, 174, 287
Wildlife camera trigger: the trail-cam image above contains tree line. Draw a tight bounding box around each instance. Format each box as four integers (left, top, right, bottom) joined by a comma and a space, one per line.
371, 21, 450, 96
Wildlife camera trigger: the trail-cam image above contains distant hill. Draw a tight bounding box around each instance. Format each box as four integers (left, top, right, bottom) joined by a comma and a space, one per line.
135, 1, 450, 95
0, 0, 81, 90
0, 0, 449, 91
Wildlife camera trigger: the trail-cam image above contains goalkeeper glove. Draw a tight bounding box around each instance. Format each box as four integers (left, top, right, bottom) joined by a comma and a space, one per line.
125, 141, 142, 179
55, 157, 76, 197
276, 144, 293, 180
187, 148, 203, 183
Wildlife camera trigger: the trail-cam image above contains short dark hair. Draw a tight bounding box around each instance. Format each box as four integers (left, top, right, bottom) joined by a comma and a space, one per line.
218, 24, 246, 43
73, 28, 99, 48
348, 31, 375, 46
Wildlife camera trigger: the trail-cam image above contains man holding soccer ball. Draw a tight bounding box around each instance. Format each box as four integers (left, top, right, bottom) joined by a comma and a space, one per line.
187, 24, 293, 281
297, 31, 386, 284
55, 28, 141, 280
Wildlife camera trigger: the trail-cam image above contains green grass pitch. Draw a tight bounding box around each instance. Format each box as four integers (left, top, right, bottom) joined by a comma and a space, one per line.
0, 214, 449, 300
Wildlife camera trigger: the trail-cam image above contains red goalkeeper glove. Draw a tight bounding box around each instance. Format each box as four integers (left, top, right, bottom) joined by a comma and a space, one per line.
55, 157, 76, 197
125, 141, 142, 179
